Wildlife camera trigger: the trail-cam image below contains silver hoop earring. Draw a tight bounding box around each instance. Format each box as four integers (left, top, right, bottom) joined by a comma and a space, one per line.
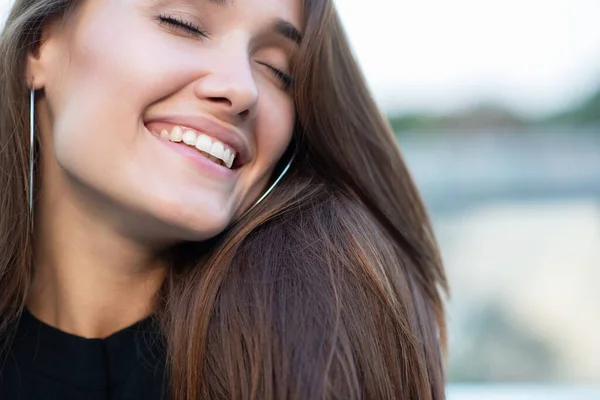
29, 87, 35, 216
247, 152, 296, 213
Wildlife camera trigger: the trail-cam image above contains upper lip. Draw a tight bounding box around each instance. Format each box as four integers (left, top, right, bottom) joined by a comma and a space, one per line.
145, 114, 251, 166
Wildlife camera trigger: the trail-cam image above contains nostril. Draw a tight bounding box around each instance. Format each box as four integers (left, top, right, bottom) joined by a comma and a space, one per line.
206, 96, 251, 119
209, 97, 231, 106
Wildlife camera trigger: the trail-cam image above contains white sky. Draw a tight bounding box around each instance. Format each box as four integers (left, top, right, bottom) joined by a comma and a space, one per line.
335, 0, 600, 116
2, 0, 600, 116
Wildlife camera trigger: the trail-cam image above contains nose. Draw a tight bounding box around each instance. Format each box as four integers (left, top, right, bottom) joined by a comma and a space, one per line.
192, 50, 259, 122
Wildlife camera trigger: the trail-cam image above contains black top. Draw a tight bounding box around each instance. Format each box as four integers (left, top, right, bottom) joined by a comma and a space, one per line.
0, 309, 167, 400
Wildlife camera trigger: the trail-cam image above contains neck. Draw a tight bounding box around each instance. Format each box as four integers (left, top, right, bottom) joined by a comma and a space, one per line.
28, 180, 169, 339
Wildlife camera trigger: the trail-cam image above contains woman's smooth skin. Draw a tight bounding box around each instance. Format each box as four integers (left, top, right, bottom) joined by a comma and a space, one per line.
26, 0, 300, 338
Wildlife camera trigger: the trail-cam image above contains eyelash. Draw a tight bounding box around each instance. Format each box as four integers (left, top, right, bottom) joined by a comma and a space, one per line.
157, 14, 294, 89
259, 62, 294, 90
157, 14, 209, 39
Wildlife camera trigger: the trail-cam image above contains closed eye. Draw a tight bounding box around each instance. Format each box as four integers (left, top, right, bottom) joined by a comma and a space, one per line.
257, 62, 294, 90
157, 14, 209, 39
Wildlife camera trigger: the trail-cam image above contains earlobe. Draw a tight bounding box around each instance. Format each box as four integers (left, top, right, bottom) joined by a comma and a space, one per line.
25, 51, 47, 90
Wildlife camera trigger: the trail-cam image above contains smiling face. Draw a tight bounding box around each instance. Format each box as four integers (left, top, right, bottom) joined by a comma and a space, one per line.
28, 0, 301, 242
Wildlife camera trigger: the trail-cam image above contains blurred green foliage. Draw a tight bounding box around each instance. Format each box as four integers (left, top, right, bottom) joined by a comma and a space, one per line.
550, 87, 600, 125
388, 113, 443, 132
387, 85, 600, 133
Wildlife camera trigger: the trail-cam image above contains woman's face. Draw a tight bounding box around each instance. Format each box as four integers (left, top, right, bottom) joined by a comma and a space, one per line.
29, 0, 301, 242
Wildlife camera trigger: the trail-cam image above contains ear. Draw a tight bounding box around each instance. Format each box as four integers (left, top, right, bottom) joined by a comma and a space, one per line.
24, 20, 60, 90
25, 52, 46, 90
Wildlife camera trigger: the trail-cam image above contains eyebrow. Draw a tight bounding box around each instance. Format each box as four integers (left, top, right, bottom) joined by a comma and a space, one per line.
274, 19, 303, 45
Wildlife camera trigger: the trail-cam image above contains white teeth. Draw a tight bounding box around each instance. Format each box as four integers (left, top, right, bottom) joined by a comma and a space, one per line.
161, 125, 237, 169
170, 126, 183, 142
182, 130, 196, 145
210, 141, 224, 160
195, 134, 212, 153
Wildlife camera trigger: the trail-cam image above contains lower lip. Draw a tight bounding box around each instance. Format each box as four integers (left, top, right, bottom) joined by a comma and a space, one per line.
147, 128, 237, 179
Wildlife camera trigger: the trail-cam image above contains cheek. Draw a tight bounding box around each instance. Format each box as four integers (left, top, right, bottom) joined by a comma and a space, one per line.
255, 93, 295, 167
47, 8, 198, 171
59, 5, 195, 113
233, 94, 294, 217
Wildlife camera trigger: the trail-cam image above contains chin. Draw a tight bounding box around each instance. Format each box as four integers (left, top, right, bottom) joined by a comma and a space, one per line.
144, 200, 233, 243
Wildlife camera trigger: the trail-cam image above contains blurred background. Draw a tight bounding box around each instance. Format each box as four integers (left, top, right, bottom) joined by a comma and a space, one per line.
335, 0, 600, 399
2, 0, 599, 398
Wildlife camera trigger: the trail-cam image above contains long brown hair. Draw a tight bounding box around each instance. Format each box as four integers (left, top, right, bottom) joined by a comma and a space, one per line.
0, 0, 449, 399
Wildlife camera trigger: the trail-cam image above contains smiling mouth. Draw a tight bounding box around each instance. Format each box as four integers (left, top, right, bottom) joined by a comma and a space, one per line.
153, 125, 238, 169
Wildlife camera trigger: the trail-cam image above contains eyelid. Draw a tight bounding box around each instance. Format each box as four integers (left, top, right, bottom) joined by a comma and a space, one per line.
156, 13, 209, 39
257, 61, 294, 89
